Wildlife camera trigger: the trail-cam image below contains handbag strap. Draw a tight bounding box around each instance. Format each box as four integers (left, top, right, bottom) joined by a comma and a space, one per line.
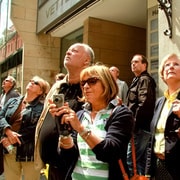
118, 136, 137, 180
118, 159, 129, 180
131, 136, 138, 176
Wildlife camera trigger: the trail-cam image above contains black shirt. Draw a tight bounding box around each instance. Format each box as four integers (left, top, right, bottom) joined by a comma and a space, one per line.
39, 82, 83, 167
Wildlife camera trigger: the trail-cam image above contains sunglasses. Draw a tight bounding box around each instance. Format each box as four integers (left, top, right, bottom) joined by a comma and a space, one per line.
29, 79, 42, 88
80, 77, 100, 87
4, 79, 12, 83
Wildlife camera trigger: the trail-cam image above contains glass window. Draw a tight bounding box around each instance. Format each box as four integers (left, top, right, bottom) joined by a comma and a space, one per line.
150, 19, 158, 31
0, 0, 13, 47
150, 31, 158, 44
150, 59, 158, 70
150, 45, 158, 57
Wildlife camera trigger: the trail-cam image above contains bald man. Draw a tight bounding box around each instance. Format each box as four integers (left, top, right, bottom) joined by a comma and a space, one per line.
109, 66, 128, 104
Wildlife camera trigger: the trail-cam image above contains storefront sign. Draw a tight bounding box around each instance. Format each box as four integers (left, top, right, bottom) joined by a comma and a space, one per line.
37, 0, 99, 33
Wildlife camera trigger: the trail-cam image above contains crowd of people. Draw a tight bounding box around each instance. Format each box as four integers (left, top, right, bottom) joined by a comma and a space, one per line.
0, 42, 180, 180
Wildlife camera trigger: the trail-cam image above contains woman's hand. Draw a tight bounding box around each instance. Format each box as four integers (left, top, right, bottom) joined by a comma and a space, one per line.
48, 99, 69, 117
1, 137, 12, 149
4, 128, 21, 145
61, 110, 83, 133
172, 99, 180, 138
172, 99, 180, 118
48, 99, 83, 131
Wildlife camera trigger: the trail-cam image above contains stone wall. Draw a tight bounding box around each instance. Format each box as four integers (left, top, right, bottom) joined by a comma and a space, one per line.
83, 17, 146, 85
11, 0, 60, 93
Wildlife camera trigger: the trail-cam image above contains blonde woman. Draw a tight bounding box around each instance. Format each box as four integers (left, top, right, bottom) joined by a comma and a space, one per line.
49, 64, 134, 180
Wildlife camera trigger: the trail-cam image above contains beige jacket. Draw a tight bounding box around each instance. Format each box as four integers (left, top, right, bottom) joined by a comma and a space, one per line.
34, 78, 67, 170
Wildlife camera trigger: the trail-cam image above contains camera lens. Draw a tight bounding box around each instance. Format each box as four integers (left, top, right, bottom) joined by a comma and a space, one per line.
54, 98, 59, 102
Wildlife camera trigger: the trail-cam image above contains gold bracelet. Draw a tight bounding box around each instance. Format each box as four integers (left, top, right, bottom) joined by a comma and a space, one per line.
79, 128, 89, 136
84, 130, 91, 140
80, 129, 91, 140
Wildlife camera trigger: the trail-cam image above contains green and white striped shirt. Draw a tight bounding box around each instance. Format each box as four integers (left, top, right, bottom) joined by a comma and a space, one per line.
72, 108, 112, 180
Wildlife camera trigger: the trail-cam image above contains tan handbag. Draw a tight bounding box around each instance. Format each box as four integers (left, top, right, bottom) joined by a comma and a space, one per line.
118, 137, 150, 180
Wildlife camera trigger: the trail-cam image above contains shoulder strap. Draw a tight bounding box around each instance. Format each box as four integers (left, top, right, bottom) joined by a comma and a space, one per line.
131, 136, 138, 176
118, 159, 129, 180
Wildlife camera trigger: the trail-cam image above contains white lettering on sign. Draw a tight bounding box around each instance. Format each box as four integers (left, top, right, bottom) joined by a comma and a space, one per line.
37, 0, 81, 33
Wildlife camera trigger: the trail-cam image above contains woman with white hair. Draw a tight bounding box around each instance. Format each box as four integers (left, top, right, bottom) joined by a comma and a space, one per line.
147, 53, 180, 180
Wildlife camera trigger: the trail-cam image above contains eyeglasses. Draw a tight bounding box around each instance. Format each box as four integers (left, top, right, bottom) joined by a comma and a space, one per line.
80, 77, 100, 87
29, 79, 42, 89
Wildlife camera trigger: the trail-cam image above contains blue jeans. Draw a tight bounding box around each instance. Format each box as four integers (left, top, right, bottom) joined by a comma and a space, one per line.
127, 129, 151, 176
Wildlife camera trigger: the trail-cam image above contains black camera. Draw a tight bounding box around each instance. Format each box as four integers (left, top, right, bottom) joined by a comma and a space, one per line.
53, 94, 72, 136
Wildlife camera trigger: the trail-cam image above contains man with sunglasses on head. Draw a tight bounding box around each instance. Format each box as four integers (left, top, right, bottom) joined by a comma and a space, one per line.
34, 43, 95, 180
0, 75, 20, 111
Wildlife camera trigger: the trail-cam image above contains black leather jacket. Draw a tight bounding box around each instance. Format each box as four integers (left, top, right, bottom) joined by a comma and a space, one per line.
126, 71, 156, 131
0, 96, 44, 161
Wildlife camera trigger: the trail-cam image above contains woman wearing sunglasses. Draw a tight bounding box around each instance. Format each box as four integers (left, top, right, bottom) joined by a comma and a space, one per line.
48, 64, 134, 180
0, 76, 50, 180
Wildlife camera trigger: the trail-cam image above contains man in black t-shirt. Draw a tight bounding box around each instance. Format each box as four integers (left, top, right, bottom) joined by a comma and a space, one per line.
34, 43, 95, 180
